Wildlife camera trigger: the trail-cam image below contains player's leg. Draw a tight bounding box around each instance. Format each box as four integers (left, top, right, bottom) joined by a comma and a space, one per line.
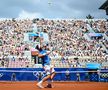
50, 65, 56, 80
37, 74, 51, 88
46, 65, 56, 88
37, 65, 51, 88
51, 72, 56, 80
45, 73, 56, 88
50, 67, 56, 87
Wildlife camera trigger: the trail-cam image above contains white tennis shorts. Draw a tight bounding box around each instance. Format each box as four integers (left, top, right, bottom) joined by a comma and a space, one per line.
44, 65, 55, 75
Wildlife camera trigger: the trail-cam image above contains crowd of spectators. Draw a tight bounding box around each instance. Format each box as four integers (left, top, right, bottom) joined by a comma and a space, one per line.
0, 18, 107, 68
89, 20, 108, 50
90, 20, 108, 33
0, 19, 33, 67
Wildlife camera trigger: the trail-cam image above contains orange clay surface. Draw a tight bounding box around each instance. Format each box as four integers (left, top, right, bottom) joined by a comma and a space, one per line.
0, 81, 108, 90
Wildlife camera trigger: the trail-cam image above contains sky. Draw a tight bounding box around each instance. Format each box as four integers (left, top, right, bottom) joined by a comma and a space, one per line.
0, 0, 107, 19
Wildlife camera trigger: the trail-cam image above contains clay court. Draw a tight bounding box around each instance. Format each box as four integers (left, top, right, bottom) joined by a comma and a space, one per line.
0, 81, 108, 90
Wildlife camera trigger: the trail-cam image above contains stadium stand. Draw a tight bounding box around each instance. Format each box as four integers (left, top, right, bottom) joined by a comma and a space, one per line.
0, 19, 108, 68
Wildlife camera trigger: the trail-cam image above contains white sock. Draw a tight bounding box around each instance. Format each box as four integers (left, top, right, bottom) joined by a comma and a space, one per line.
39, 80, 43, 84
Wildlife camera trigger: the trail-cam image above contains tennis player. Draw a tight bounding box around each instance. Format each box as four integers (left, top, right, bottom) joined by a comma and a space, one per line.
36, 44, 56, 88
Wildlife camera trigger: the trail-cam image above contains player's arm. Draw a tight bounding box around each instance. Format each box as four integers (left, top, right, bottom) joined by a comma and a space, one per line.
35, 51, 39, 56
45, 49, 56, 55
38, 53, 45, 58
38, 51, 52, 57
45, 51, 52, 55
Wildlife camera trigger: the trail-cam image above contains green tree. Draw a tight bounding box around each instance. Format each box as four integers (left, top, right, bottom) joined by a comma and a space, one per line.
86, 14, 94, 19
